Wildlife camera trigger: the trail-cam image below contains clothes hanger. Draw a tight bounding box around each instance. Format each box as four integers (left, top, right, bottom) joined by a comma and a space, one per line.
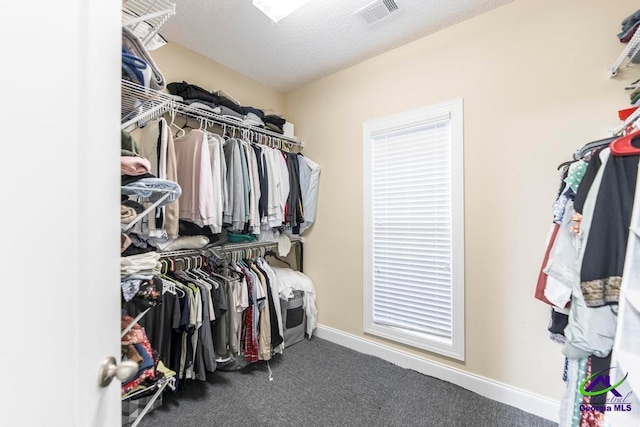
557, 159, 578, 171
264, 249, 291, 268
575, 136, 618, 160
610, 128, 640, 156
160, 259, 186, 297
168, 109, 186, 138
159, 259, 169, 275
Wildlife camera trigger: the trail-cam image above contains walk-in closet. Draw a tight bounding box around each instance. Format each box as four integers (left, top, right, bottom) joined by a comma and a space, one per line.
4, 1, 640, 426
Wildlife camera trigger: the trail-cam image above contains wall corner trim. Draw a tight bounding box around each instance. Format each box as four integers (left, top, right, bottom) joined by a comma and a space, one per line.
314, 325, 560, 423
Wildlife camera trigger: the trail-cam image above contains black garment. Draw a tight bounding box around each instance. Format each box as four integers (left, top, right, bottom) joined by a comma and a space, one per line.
285, 153, 304, 234
254, 262, 283, 348
573, 147, 605, 214
122, 172, 156, 186
262, 152, 270, 219
251, 144, 269, 219
122, 199, 145, 213
121, 242, 157, 257
241, 106, 265, 119
167, 81, 218, 104
169, 291, 189, 382
580, 154, 639, 307
547, 308, 569, 336
263, 114, 286, 127
179, 219, 218, 239
265, 122, 284, 134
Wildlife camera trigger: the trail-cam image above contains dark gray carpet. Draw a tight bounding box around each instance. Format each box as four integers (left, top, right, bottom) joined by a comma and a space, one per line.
138, 337, 557, 427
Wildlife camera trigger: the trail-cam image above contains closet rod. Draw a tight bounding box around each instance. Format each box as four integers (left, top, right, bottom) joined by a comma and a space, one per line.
120, 80, 304, 147
214, 236, 302, 253
156, 237, 302, 259
173, 103, 304, 148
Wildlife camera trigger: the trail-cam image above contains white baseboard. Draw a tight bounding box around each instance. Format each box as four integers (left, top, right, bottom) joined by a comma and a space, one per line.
314, 324, 560, 423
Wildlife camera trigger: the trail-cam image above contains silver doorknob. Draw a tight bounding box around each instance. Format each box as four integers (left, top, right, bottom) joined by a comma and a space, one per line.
98, 356, 139, 387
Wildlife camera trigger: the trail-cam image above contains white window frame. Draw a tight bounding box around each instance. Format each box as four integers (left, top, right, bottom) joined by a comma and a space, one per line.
363, 99, 465, 361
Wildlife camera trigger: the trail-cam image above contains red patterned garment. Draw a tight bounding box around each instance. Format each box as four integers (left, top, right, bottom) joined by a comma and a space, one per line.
241, 267, 259, 362
121, 340, 158, 395
579, 358, 606, 427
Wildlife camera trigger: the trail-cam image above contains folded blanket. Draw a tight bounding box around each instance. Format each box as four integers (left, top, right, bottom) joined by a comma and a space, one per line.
121, 252, 161, 277
121, 206, 138, 224
154, 235, 209, 251
263, 114, 287, 127
122, 27, 165, 90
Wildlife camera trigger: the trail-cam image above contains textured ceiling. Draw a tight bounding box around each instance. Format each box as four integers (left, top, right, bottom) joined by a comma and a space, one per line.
161, 0, 513, 93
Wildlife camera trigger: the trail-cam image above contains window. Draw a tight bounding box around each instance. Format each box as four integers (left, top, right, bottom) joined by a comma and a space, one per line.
363, 99, 464, 360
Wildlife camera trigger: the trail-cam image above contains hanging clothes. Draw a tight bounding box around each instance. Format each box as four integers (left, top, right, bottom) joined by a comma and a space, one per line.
579, 153, 640, 307
561, 148, 618, 359
174, 129, 217, 228
136, 118, 180, 239
297, 154, 321, 234
207, 133, 226, 233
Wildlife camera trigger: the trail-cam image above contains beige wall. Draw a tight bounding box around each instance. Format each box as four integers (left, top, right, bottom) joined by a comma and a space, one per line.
284, 0, 637, 401
152, 41, 285, 115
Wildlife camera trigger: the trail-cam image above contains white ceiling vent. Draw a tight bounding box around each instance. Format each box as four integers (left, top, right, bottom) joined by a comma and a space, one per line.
356, 0, 400, 25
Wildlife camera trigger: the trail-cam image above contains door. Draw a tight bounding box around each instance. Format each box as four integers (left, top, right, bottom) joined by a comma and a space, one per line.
0, 1, 122, 426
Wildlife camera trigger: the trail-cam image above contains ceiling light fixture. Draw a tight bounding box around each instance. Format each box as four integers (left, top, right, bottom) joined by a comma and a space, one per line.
252, 0, 311, 23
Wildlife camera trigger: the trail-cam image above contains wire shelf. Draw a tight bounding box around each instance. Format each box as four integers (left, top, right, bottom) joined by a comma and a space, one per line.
121, 79, 175, 128
608, 29, 640, 78
122, 0, 176, 46
174, 103, 304, 148
121, 80, 304, 147
156, 236, 303, 259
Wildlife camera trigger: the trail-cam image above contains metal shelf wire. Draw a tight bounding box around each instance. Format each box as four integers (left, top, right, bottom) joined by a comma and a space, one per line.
121, 79, 175, 129
121, 80, 304, 147
608, 28, 640, 78
122, 0, 176, 46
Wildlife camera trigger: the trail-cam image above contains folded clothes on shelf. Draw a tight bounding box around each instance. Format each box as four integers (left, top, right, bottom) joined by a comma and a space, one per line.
122, 48, 152, 88
121, 206, 138, 224
122, 27, 166, 90
121, 155, 152, 176
618, 8, 640, 41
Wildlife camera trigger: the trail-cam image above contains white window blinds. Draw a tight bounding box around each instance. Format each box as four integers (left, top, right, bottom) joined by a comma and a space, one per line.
363, 99, 464, 360
371, 120, 453, 339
